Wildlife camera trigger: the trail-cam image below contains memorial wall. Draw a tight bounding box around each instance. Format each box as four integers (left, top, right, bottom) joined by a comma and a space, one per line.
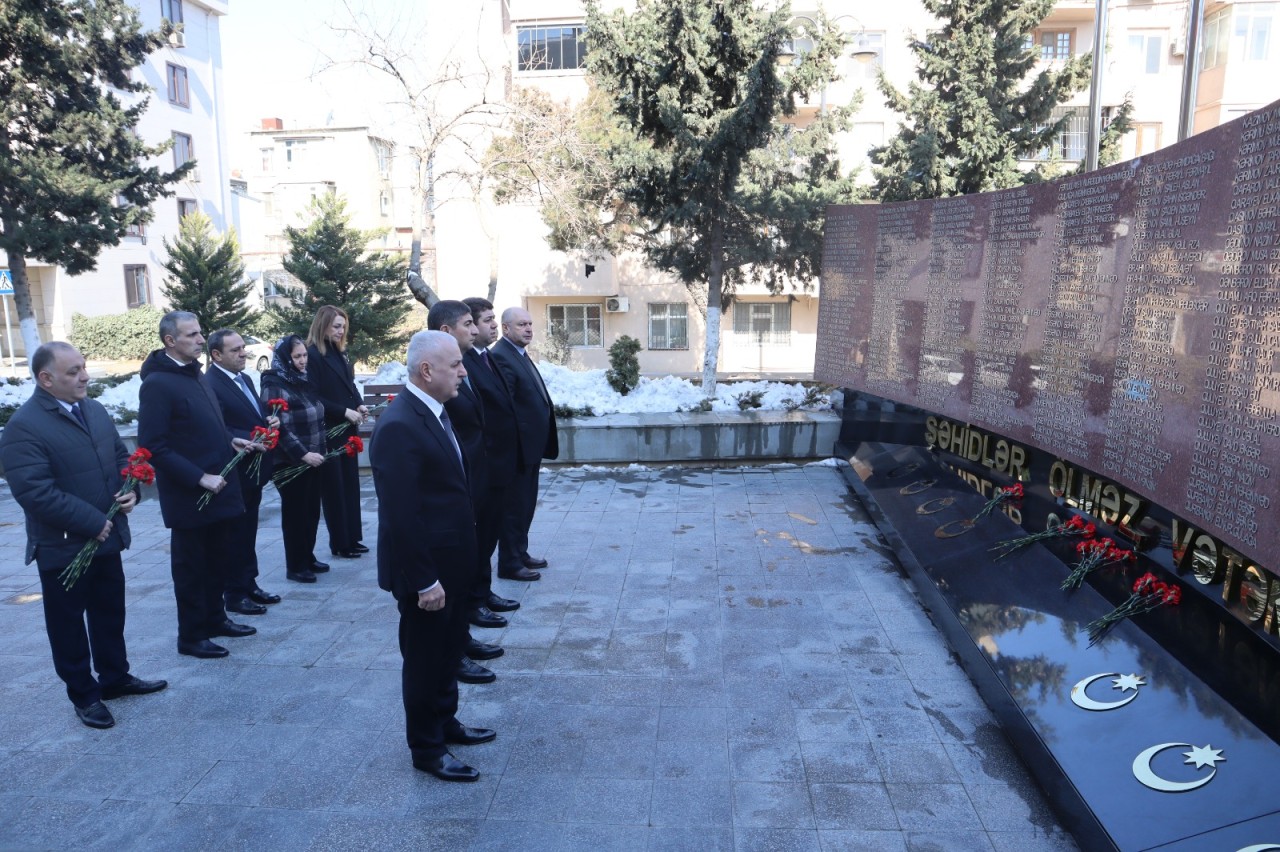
816, 100, 1280, 577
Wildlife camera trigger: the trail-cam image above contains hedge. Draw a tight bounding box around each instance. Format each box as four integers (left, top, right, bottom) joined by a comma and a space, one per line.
69, 307, 166, 360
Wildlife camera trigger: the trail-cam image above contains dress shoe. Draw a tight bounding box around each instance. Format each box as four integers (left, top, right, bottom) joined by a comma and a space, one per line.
226, 596, 268, 616
445, 725, 497, 745
497, 566, 540, 582
250, 587, 281, 605
75, 701, 115, 729
457, 658, 496, 684
486, 593, 520, 612
178, 638, 229, 658
330, 549, 360, 559
287, 569, 317, 583
412, 752, 479, 782
465, 639, 504, 661
100, 675, 168, 700
311, 560, 331, 573
468, 606, 508, 629
350, 543, 370, 554
210, 620, 257, 638
522, 555, 548, 569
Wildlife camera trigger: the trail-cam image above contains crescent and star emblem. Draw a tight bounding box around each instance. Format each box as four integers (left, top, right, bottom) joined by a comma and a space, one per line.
1132, 742, 1225, 792
1069, 672, 1145, 711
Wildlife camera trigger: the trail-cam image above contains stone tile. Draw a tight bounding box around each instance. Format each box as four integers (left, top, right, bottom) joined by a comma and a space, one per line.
810, 782, 899, 831
308, 815, 477, 851
579, 736, 657, 779
987, 829, 1080, 851
798, 740, 882, 783
886, 783, 984, 832
564, 777, 653, 824
795, 709, 869, 743
728, 739, 806, 782
732, 781, 815, 828
873, 742, 961, 784
649, 777, 733, 827
817, 830, 910, 851
904, 831, 996, 852
647, 825, 735, 851
965, 783, 1059, 833
734, 828, 822, 851
654, 738, 730, 780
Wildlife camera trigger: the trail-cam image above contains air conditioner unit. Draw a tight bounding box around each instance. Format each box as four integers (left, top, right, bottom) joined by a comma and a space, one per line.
1170, 36, 1185, 57
187, 169, 201, 183
168, 29, 185, 48
605, 297, 629, 313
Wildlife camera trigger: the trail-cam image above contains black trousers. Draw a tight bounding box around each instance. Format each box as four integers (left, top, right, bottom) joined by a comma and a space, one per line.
279, 466, 322, 574
397, 592, 467, 762
224, 480, 263, 600
498, 466, 539, 571
171, 520, 234, 641
470, 484, 506, 606
36, 552, 129, 708
320, 448, 363, 552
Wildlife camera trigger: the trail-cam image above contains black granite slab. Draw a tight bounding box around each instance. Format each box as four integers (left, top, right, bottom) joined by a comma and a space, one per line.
840, 440, 1280, 852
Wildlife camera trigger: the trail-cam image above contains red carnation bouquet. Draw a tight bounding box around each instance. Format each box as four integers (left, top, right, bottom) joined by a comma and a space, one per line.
272, 435, 364, 488
973, 482, 1024, 522
992, 515, 1095, 561
198, 426, 280, 510
59, 448, 155, 590
1085, 572, 1181, 645
267, 398, 289, 416
1061, 537, 1135, 591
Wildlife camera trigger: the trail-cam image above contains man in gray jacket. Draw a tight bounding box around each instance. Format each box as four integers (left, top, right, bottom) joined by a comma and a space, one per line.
0, 342, 166, 729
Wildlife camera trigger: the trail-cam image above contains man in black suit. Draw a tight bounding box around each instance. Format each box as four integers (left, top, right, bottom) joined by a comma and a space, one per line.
0, 342, 167, 729
370, 330, 495, 782
463, 298, 539, 583
489, 307, 559, 578
427, 301, 519, 685
139, 311, 257, 659
204, 329, 281, 616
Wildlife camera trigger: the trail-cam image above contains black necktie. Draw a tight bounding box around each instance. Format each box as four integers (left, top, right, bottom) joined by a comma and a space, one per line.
438, 408, 464, 471
71, 402, 88, 431
480, 349, 495, 373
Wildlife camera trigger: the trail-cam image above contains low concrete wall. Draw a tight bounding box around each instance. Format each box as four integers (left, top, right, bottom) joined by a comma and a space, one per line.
554, 410, 841, 465
63, 410, 842, 469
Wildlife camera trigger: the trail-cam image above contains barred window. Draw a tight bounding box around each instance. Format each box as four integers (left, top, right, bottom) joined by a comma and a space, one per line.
1030, 107, 1088, 162
547, 304, 602, 347
517, 24, 587, 72
733, 302, 791, 346
648, 303, 689, 350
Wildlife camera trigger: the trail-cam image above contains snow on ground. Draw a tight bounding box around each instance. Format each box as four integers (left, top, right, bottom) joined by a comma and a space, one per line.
3, 361, 830, 423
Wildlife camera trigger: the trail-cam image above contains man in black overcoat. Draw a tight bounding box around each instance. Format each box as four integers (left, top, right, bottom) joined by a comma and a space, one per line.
489, 307, 559, 576
0, 342, 166, 729
138, 311, 256, 659
204, 328, 280, 615
370, 330, 495, 782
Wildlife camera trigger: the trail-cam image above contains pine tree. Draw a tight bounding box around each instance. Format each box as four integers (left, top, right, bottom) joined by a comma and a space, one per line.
871, 0, 1091, 201
0, 0, 190, 358
160, 212, 257, 336
269, 193, 412, 365
582, 0, 860, 397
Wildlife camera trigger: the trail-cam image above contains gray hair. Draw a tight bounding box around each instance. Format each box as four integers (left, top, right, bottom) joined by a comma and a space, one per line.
159, 310, 199, 345
31, 341, 79, 378
406, 329, 455, 376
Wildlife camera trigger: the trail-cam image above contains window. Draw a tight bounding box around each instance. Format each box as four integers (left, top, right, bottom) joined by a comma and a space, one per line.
1028, 29, 1074, 61
379, 191, 391, 217
172, 131, 194, 169
285, 139, 305, 165
1203, 9, 1231, 68
1031, 107, 1088, 161
374, 141, 392, 177
116, 194, 145, 238
1235, 3, 1274, 62
1134, 122, 1162, 156
263, 193, 274, 217
260, 147, 274, 172
517, 24, 587, 72
165, 63, 189, 107
177, 198, 197, 220
1128, 32, 1164, 74
547, 304, 602, 347
161, 0, 183, 25
124, 265, 150, 308
849, 32, 885, 80
648, 303, 689, 350
733, 302, 791, 345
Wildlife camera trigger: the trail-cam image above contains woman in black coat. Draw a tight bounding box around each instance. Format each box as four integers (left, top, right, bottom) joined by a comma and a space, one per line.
261, 336, 328, 584
305, 305, 368, 558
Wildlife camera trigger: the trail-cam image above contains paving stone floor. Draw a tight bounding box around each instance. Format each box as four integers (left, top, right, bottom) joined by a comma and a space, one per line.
0, 462, 1077, 851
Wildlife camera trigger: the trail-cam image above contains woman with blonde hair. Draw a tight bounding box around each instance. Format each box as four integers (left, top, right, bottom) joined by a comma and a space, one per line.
306, 305, 368, 559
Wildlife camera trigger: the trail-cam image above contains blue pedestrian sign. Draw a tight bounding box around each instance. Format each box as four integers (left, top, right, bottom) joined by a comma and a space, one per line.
0, 270, 12, 296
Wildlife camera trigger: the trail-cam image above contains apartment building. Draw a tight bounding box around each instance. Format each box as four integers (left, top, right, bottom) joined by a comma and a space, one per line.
0, 0, 231, 351
402, 0, 1276, 376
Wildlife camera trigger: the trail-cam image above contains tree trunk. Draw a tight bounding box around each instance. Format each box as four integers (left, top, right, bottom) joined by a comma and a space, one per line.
406, 154, 439, 307
702, 217, 725, 398
5, 245, 43, 361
